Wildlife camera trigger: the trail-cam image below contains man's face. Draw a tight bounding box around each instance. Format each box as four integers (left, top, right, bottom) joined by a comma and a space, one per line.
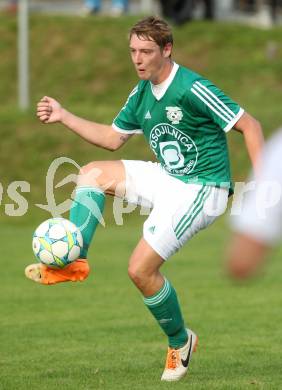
129, 34, 172, 84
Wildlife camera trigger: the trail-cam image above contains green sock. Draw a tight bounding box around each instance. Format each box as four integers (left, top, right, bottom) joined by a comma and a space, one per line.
70, 186, 105, 258
143, 278, 188, 348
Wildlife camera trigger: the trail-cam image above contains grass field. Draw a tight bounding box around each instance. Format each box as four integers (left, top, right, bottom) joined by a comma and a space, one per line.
1, 13, 282, 389
1, 218, 282, 390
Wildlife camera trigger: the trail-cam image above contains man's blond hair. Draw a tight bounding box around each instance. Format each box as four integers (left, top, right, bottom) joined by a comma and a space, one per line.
129, 16, 173, 50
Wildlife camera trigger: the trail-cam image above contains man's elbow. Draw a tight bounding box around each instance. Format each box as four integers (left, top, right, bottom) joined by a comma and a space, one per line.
102, 144, 118, 152
247, 115, 263, 136
101, 132, 120, 151
252, 117, 262, 132
105, 139, 123, 152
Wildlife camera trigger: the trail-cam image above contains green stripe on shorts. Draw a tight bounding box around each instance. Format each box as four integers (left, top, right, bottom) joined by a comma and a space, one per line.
174, 185, 205, 235
175, 186, 212, 240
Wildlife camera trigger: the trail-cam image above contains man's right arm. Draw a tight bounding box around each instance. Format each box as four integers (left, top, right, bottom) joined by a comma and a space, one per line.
37, 96, 131, 151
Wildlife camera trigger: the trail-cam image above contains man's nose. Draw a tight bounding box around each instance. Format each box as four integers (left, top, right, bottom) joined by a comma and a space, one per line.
134, 52, 142, 64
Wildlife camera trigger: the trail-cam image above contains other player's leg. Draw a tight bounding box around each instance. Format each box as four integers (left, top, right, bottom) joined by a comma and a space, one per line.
25, 160, 126, 284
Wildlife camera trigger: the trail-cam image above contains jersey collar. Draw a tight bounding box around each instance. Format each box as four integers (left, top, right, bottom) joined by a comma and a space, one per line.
150, 62, 179, 101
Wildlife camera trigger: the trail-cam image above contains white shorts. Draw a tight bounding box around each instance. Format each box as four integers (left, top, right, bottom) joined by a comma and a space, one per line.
122, 160, 229, 260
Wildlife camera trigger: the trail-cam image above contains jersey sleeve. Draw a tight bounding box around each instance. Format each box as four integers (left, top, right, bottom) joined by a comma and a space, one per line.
187, 79, 244, 132
112, 86, 143, 134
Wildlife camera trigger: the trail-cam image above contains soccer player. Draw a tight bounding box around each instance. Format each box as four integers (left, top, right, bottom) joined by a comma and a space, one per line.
26, 16, 264, 381
227, 128, 282, 280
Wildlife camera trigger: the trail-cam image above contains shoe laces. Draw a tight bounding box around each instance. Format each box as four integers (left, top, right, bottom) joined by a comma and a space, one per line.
165, 347, 180, 370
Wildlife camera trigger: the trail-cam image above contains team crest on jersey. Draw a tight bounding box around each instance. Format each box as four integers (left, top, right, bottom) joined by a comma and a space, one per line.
165, 106, 183, 124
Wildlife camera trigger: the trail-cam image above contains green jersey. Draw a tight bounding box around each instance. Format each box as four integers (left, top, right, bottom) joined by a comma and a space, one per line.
113, 63, 244, 191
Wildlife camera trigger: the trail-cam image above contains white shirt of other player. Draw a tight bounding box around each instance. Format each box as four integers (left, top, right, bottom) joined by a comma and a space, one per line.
231, 129, 282, 244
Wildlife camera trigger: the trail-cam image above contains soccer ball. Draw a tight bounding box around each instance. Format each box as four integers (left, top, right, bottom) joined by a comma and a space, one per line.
32, 218, 83, 268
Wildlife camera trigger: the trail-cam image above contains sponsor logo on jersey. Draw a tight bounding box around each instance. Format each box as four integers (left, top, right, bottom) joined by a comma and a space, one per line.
160, 141, 185, 169
165, 106, 183, 124
149, 123, 198, 175
145, 110, 151, 120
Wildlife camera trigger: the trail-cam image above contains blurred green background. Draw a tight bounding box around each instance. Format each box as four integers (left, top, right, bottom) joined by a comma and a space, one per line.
1, 14, 282, 224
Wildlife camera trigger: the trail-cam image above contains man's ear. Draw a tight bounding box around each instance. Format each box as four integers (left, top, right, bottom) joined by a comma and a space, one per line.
163, 43, 173, 58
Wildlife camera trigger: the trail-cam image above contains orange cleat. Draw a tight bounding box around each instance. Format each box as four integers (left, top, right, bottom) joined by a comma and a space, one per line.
24, 259, 90, 285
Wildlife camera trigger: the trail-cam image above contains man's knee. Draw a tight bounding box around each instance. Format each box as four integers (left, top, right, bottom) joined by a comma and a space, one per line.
128, 261, 149, 289
128, 258, 159, 289
128, 262, 142, 285
77, 161, 113, 189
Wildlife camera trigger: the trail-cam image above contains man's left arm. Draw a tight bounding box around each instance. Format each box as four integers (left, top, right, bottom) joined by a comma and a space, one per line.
233, 112, 264, 172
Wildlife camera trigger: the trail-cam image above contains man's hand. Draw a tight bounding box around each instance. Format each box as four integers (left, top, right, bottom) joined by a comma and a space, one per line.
37, 96, 64, 124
